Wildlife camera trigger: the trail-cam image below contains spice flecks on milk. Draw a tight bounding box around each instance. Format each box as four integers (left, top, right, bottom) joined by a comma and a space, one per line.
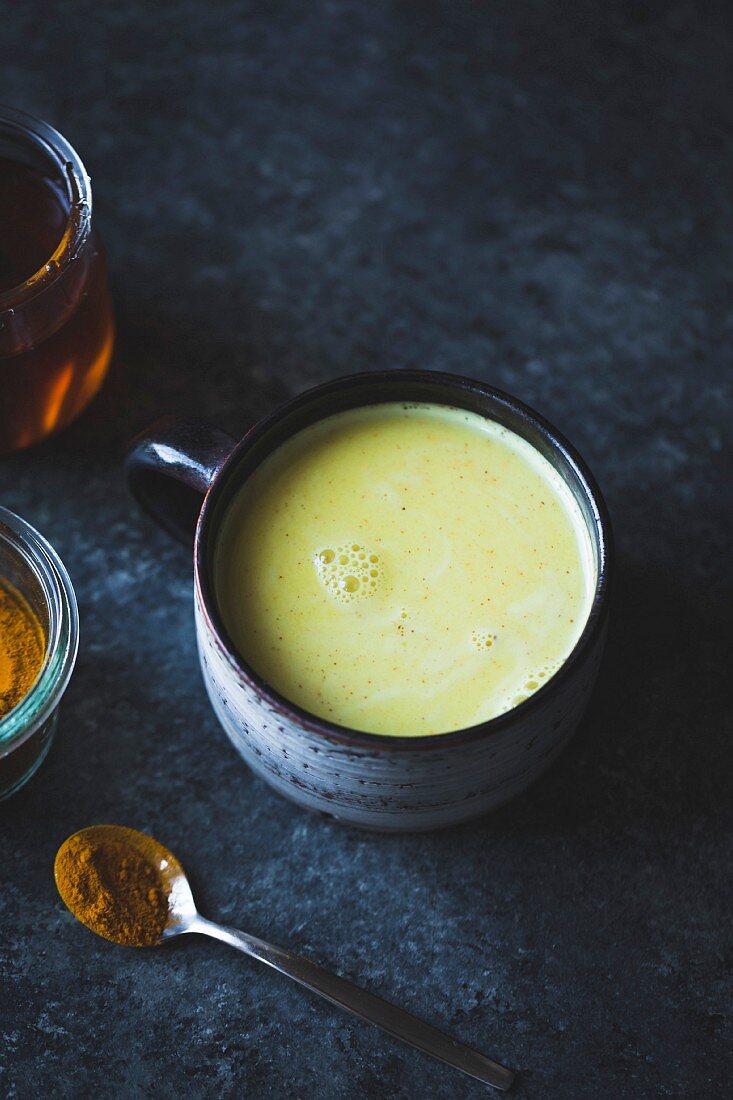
214, 403, 595, 736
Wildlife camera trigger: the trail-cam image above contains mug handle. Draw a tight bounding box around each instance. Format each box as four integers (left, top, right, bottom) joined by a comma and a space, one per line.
124, 416, 237, 544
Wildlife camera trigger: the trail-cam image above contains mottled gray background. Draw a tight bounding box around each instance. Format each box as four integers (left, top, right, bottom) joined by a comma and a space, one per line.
0, 2, 731, 1097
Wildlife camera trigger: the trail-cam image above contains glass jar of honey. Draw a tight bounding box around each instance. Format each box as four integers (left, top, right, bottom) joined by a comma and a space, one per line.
0, 107, 114, 453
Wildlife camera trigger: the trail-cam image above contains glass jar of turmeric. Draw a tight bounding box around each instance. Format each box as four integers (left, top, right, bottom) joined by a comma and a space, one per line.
0, 107, 114, 453
0, 507, 78, 800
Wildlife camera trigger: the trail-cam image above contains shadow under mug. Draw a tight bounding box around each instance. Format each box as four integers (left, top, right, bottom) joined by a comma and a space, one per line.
125, 370, 613, 832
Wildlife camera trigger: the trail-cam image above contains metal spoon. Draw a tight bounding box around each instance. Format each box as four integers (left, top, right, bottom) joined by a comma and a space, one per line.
58, 826, 515, 1092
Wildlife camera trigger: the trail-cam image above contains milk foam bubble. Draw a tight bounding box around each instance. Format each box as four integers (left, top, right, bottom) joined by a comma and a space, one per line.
505, 661, 563, 710
314, 543, 381, 603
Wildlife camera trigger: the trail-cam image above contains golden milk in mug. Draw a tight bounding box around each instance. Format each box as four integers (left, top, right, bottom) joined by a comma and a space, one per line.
214, 403, 594, 736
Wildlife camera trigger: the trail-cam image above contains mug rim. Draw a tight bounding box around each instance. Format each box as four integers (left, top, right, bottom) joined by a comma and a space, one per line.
194, 369, 613, 749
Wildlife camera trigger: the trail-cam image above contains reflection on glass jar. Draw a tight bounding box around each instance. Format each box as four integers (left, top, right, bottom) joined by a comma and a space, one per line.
0, 507, 79, 800
0, 107, 114, 453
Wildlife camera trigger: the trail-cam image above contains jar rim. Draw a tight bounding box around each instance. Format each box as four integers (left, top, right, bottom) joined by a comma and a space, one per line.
0, 105, 92, 311
0, 506, 79, 754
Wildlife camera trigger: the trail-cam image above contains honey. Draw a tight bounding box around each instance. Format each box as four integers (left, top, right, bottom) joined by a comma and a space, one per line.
0, 110, 114, 453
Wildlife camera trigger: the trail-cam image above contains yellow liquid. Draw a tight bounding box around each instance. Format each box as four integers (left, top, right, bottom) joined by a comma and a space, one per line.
215, 403, 595, 736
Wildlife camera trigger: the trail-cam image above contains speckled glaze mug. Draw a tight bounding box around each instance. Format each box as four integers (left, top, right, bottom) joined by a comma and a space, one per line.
125, 371, 612, 832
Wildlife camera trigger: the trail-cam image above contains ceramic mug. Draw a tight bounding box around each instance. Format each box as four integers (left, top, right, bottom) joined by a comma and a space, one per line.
125, 370, 612, 832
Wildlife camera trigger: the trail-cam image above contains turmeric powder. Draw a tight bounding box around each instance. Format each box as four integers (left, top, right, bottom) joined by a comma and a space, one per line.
0, 577, 45, 719
54, 826, 171, 947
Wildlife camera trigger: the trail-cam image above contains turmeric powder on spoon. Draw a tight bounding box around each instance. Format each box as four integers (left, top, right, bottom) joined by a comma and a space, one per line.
54, 827, 171, 947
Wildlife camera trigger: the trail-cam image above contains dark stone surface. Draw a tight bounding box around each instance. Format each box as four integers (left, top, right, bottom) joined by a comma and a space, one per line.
0, 2, 731, 1096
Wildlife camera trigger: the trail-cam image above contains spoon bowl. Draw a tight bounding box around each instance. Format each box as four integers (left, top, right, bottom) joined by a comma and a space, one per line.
159, 857, 198, 940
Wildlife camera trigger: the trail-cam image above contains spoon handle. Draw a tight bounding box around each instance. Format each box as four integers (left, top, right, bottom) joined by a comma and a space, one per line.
193, 916, 515, 1091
